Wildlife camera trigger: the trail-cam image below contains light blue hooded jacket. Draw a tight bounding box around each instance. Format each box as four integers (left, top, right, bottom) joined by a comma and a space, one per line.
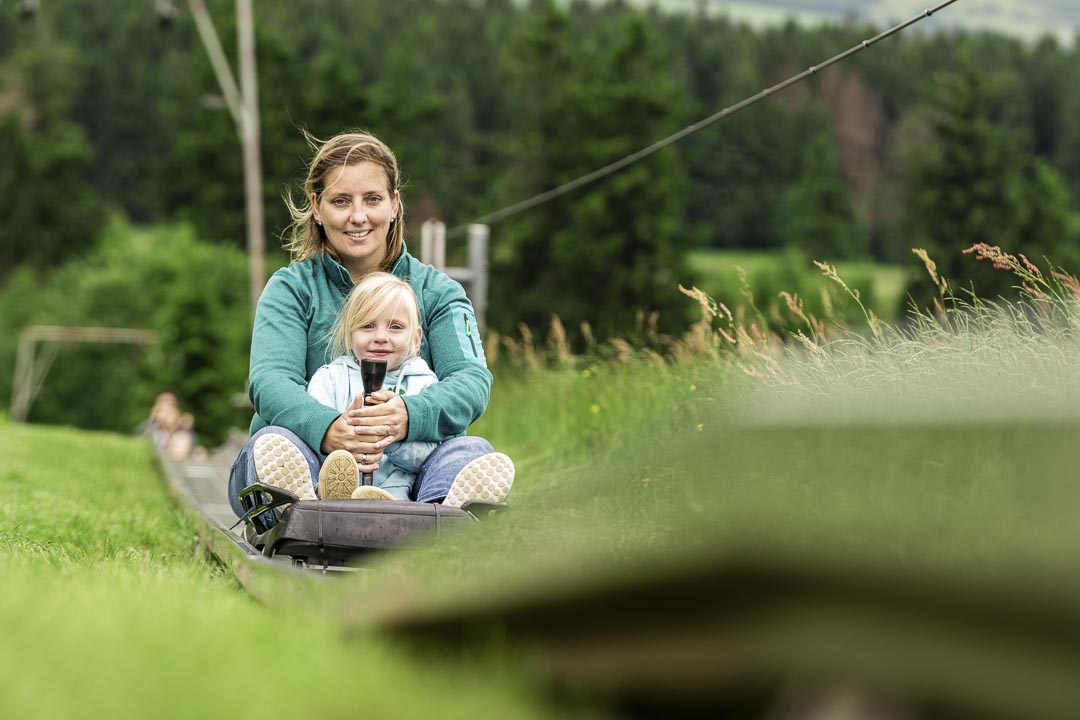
307, 355, 440, 498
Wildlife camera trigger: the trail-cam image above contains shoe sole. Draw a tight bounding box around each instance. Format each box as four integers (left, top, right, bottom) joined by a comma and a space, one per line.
351, 485, 396, 501
443, 452, 515, 508
252, 433, 316, 501
319, 450, 359, 500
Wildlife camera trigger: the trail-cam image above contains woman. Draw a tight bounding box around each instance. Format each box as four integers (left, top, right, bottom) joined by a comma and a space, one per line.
227, 130, 510, 519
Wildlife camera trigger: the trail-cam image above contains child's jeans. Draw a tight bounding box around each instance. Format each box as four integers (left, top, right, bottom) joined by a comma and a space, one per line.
227, 426, 495, 525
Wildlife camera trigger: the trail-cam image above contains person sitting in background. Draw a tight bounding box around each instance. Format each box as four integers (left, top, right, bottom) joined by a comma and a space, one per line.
141, 391, 198, 462
143, 391, 180, 450
166, 412, 198, 462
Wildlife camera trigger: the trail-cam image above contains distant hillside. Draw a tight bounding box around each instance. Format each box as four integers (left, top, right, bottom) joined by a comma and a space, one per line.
642, 0, 1079, 44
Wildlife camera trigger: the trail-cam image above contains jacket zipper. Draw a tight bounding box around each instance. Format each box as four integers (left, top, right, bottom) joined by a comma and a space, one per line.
463, 313, 479, 357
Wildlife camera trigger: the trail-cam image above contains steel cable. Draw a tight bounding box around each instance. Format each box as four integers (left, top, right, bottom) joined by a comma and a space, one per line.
446, 0, 961, 238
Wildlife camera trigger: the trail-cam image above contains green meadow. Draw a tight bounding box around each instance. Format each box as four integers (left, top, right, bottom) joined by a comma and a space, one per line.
4, 250, 1080, 717
0, 424, 556, 720
688, 248, 911, 327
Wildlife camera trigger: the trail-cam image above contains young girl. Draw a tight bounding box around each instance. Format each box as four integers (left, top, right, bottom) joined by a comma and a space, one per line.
305, 272, 514, 505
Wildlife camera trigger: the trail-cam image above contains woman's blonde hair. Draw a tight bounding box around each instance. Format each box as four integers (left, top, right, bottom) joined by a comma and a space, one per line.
283, 129, 405, 269
328, 272, 422, 361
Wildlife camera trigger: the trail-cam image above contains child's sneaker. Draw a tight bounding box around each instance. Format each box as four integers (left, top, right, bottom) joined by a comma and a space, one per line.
318, 449, 359, 500
350, 485, 396, 501
443, 452, 515, 508
252, 433, 316, 501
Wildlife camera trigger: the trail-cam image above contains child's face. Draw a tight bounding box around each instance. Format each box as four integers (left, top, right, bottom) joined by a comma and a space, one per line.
351, 309, 419, 371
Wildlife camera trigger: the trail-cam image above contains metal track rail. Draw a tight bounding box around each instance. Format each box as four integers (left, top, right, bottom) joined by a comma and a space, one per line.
154, 446, 330, 608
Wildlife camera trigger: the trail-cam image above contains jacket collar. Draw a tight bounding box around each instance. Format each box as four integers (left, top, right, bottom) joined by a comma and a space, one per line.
319, 251, 354, 294
319, 242, 411, 292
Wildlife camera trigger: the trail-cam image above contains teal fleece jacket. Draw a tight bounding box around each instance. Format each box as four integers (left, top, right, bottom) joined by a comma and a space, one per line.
247, 245, 491, 457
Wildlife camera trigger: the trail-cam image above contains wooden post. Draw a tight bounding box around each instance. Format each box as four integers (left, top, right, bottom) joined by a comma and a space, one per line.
420, 219, 447, 270
420, 219, 489, 332
466, 224, 489, 332
10, 333, 36, 422
9, 326, 157, 423
187, 0, 264, 320
236, 0, 264, 317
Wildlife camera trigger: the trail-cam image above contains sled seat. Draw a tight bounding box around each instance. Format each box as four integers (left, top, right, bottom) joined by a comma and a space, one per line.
237, 483, 505, 568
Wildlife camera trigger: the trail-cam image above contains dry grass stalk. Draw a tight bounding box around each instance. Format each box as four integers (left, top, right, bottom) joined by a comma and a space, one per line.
678, 284, 736, 347
518, 322, 541, 372
608, 338, 634, 364
736, 265, 754, 307
780, 290, 825, 341
501, 335, 521, 366
484, 328, 501, 365
819, 285, 834, 322
1051, 271, 1080, 302
547, 314, 572, 368
912, 247, 948, 296
962, 242, 1019, 272
580, 321, 596, 353
647, 311, 660, 344
814, 259, 883, 340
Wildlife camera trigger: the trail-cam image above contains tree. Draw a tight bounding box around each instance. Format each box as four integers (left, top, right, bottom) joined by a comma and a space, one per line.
0, 218, 252, 444
818, 68, 885, 244
489, 4, 694, 343
0, 43, 104, 282
901, 59, 1080, 306
676, 15, 801, 251
1054, 39, 1080, 207
777, 121, 861, 261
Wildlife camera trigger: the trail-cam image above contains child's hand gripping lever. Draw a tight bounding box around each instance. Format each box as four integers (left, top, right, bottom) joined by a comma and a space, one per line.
359, 358, 388, 486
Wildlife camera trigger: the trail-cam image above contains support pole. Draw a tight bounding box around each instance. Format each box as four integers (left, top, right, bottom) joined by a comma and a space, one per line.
187, 0, 243, 128
236, 0, 265, 316
466, 224, 489, 332
421, 219, 447, 270
9, 326, 158, 422
187, 0, 265, 320
420, 220, 489, 332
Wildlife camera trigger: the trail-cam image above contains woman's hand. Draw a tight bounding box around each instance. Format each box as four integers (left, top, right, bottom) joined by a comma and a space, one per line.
346, 390, 409, 445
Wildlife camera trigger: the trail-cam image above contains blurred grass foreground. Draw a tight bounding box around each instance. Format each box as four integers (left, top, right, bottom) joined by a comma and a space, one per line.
2, 246, 1080, 718
348, 247, 1080, 718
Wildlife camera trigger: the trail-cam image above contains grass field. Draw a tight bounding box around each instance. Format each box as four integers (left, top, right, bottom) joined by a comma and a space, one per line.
4, 249, 1080, 716
349, 254, 1080, 715
348, 253, 1080, 715
689, 248, 910, 308
687, 248, 911, 329
0, 423, 557, 720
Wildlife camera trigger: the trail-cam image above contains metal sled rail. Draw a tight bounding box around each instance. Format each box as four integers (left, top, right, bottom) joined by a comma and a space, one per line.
154, 447, 326, 607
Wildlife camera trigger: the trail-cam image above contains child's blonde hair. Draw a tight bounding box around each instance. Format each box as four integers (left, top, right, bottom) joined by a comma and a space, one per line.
328, 272, 422, 361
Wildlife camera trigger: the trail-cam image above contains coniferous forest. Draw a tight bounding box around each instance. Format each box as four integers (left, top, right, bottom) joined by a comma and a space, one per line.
2, 0, 1080, 439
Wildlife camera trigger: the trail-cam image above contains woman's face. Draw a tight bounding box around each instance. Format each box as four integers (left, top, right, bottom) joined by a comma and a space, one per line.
312, 161, 399, 279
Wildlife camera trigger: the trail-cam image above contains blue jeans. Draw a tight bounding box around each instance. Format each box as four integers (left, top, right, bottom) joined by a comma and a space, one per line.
227, 425, 495, 522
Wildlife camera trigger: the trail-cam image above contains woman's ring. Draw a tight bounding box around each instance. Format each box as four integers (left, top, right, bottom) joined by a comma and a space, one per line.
361, 454, 368, 464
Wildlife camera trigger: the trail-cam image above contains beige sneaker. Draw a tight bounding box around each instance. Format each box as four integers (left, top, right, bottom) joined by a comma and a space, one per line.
443, 453, 515, 508
252, 433, 316, 501
318, 450, 359, 500
350, 485, 396, 501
